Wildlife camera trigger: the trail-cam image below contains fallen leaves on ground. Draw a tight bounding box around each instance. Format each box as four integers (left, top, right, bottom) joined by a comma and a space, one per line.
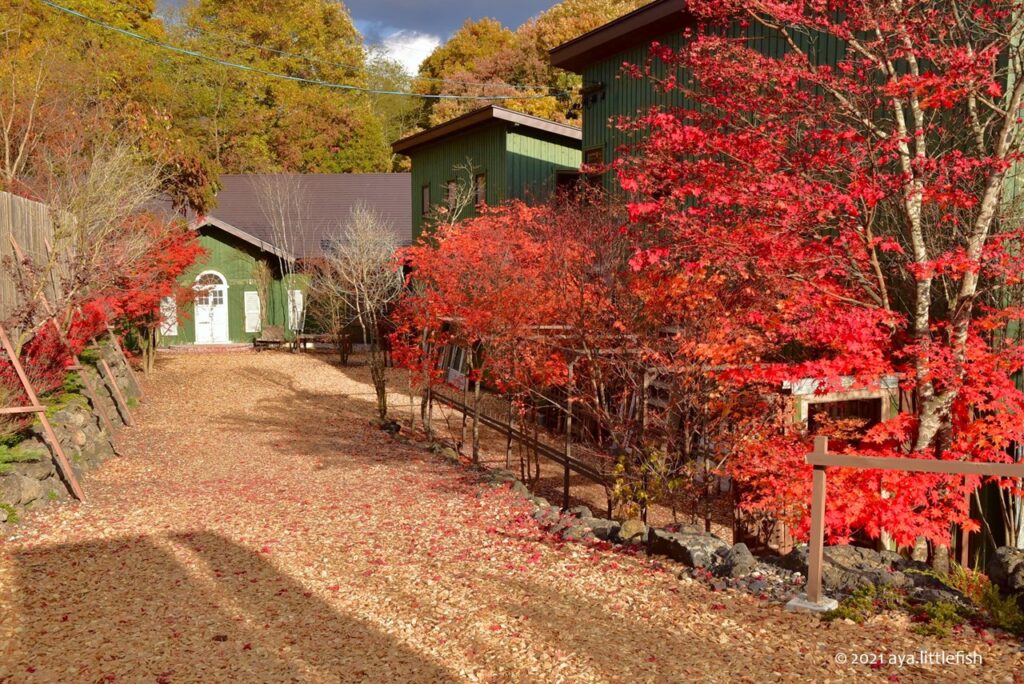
0, 352, 1020, 683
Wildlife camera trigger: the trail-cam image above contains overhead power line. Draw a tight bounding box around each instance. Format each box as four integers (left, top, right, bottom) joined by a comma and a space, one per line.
37, 0, 568, 101
90, 0, 564, 93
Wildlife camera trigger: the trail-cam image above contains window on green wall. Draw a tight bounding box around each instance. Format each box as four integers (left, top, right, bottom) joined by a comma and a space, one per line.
446, 179, 457, 208
474, 173, 486, 206
421, 184, 430, 215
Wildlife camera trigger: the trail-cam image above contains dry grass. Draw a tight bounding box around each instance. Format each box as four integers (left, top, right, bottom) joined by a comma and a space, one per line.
0, 350, 1020, 683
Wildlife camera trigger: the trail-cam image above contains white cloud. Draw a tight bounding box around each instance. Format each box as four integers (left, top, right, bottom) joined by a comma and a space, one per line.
380, 30, 441, 76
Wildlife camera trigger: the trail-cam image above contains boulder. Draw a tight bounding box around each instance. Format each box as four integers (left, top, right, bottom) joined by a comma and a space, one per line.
15, 438, 48, 459
579, 518, 620, 541
773, 544, 911, 593
15, 475, 44, 505
487, 469, 517, 484
910, 586, 970, 607
510, 481, 530, 497
617, 518, 648, 545
532, 507, 559, 525
562, 526, 594, 541
648, 528, 728, 568
0, 475, 21, 506
988, 547, 1024, 593
12, 459, 55, 481
569, 505, 593, 519
715, 543, 757, 578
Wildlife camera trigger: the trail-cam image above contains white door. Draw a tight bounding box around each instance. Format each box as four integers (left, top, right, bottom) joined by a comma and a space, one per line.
194, 272, 229, 344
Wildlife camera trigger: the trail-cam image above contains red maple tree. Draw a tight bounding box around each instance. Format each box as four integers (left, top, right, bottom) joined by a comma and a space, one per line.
610, 0, 1024, 545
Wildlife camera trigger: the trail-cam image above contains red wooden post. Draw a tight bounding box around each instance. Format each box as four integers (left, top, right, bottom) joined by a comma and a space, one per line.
106, 326, 144, 401
795, 439, 1024, 612
806, 436, 828, 605
0, 324, 85, 501
97, 352, 134, 427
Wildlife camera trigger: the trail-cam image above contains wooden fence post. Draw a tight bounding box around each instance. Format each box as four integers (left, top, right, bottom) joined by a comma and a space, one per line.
563, 360, 574, 510
806, 436, 828, 604
786, 435, 837, 612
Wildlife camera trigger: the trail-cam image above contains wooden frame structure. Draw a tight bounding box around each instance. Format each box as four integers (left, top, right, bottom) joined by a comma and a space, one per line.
801, 436, 1024, 606
0, 323, 85, 500
9, 235, 132, 440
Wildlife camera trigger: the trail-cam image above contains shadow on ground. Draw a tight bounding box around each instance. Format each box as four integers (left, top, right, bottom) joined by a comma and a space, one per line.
5, 532, 457, 682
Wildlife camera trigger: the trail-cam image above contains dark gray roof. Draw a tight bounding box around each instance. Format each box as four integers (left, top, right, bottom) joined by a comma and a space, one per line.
200, 173, 412, 258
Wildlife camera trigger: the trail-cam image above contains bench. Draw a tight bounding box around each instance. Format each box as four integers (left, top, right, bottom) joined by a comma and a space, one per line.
294, 333, 353, 364
253, 325, 286, 351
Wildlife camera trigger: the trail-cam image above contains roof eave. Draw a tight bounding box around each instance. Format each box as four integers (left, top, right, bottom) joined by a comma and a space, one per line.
549, 0, 691, 74
391, 105, 581, 155
191, 216, 295, 263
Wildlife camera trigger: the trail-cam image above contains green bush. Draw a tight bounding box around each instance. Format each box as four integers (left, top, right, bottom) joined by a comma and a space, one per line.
912, 561, 1024, 636
979, 584, 1024, 635
911, 601, 966, 638
0, 444, 36, 475
0, 503, 17, 524
822, 584, 906, 624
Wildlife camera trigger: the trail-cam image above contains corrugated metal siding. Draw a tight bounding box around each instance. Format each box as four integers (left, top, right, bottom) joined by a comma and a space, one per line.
506, 129, 582, 203
409, 123, 507, 239
581, 23, 848, 174
212, 174, 412, 255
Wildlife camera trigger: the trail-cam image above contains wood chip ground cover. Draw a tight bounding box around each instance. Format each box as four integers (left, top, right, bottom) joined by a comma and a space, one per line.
1, 351, 1021, 683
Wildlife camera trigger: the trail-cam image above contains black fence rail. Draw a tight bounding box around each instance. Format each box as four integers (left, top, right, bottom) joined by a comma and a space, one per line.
430, 384, 611, 509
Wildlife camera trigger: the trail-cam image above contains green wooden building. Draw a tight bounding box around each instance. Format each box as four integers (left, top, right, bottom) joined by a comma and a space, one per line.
158, 218, 300, 346
392, 106, 582, 240
550, 0, 846, 180
159, 174, 411, 346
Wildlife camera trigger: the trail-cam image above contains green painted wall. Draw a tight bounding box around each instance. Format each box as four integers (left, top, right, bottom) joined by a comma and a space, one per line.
579, 23, 847, 181
507, 129, 582, 203
408, 121, 581, 239
158, 228, 303, 346
409, 123, 507, 240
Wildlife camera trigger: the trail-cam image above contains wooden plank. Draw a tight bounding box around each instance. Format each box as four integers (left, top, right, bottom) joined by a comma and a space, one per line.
807, 453, 1024, 478
97, 354, 134, 427
106, 327, 144, 401
0, 405, 46, 415
432, 389, 608, 485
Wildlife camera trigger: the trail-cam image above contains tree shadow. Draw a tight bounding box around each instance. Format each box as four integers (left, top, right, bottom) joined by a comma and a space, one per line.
4, 532, 458, 682
484, 570, 782, 682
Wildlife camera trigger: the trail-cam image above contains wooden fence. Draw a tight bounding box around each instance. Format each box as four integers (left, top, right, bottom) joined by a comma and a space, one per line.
430, 382, 614, 512
0, 191, 55, 321
799, 436, 1024, 607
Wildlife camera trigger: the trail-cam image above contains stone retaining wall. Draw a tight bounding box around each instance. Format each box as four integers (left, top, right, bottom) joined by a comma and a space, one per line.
0, 343, 140, 522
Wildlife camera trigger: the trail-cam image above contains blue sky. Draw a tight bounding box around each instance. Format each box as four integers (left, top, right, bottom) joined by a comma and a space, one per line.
158, 1, 557, 74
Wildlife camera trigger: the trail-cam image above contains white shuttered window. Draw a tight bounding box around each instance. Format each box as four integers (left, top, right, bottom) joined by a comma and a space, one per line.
244, 291, 262, 333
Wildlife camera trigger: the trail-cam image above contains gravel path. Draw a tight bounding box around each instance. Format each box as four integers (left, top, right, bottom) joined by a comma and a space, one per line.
1, 351, 1021, 683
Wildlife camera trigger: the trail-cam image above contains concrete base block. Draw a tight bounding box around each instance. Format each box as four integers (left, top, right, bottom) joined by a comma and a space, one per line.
785, 593, 838, 614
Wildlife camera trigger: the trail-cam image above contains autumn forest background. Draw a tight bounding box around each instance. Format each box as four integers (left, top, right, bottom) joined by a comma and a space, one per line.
1, 0, 647, 210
